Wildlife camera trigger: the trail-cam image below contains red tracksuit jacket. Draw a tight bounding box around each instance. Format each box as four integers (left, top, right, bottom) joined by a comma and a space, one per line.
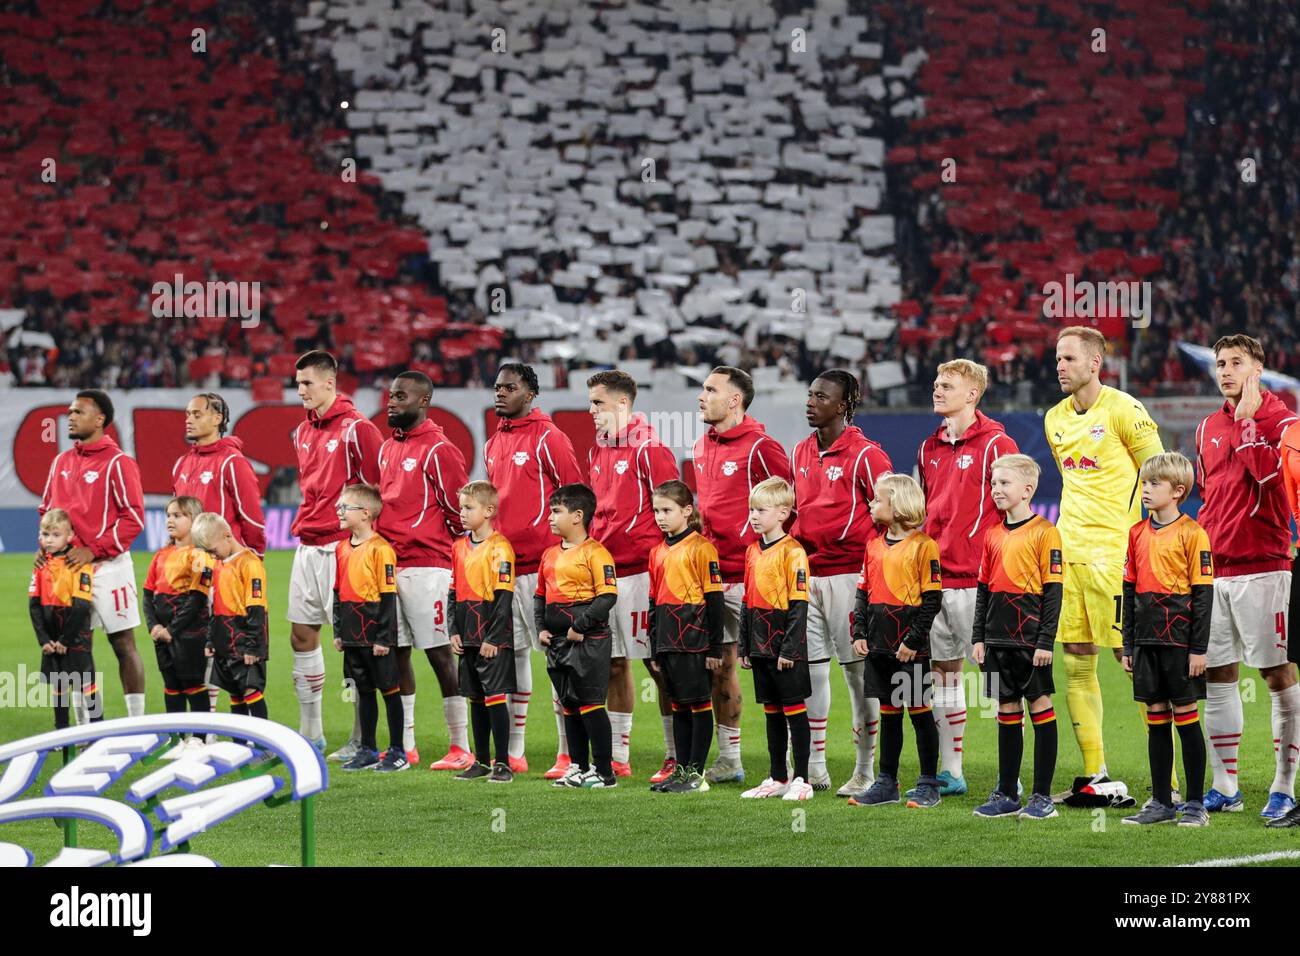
1196, 391, 1298, 578
40, 436, 145, 560
376, 418, 468, 568
588, 414, 680, 577
172, 436, 267, 555
291, 395, 383, 546
791, 425, 893, 576
692, 415, 793, 583
485, 409, 583, 576
917, 411, 1019, 588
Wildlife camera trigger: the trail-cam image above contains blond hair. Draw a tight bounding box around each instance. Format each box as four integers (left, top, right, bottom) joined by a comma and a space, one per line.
340, 482, 383, 518
191, 512, 231, 551
991, 453, 1041, 493
875, 473, 926, 530
935, 359, 989, 401
1058, 326, 1107, 357
40, 508, 73, 533
459, 480, 499, 510
749, 476, 795, 510
166, 495, 204, 519
1139, 452, 1195, 504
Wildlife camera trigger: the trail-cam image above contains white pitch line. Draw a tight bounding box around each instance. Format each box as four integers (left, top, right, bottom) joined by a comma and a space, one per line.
1177, 849, 1300, 868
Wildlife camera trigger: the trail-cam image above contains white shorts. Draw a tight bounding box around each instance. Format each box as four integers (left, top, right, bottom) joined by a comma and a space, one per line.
90, 552, 141, 633
396, 567, 452, 650
287, 542, 337, 626
1207, 571, 1292, 669
929, 587, 978, 663
611, 571, 652, 660
806, 573, 860, 664
721, 582, 744, 646
513, 572, 540, 652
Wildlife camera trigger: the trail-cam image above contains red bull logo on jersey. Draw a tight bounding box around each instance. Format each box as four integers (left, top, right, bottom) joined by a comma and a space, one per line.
1061, 455, 1100, 472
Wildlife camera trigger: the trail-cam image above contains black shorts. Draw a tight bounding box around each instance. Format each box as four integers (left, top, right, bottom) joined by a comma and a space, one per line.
1131, 645, 1206, 706
982, 645, 1055, 704
546, 635, 612, 707
155, 635, 207, 688
1289, 552, 1300, 665
657, 652, 711, 705
863, 654, 932, 708
459, 643, 517, 699
750, 656, 812, 707
210, 654, 267, 697
342, 645, 401, 695
40, 650, 97, 696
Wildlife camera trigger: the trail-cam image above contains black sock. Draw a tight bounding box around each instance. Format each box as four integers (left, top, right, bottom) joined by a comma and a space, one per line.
998, 711, 1024, 797
911, 708, 939, 781
164, 691, 186, 715
1031, 707, 1058, 798
879, 708, 904, 780
488, 700, 511, 764
246, 695, 268, 721
672, 707, 692, 771
359, 692, 378, 752
383, 691, 404, 754
85, 691, 103, 723
230, 699, 249, 717
765, 709, 789, 781
53, 700, 70, 730
1148, 712, 1174, 806
583, 707, 613, 778
787, 709, 811, 781
470, 700, 491, 764
564, 711, 589, 771
1175, 711, 1206, 804
691, 706, 714, 774
187, 688, 211, 713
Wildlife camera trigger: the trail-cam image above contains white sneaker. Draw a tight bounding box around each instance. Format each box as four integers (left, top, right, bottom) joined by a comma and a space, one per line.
705, 757, 746, 784
328, 739, 362, 762
741, 777, 790, 799
808, 767, 832, 792
183, 737, 207, 757
783, 777, 814, 801
553, 764, 586, 788
837, 771, 873, 798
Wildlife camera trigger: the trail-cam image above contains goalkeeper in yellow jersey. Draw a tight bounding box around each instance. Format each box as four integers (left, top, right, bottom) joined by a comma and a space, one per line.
1045, 326, 1163, 804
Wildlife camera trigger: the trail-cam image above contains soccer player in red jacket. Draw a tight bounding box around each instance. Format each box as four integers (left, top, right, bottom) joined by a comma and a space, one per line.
377, 371, 473, 772
39, 389, 147, 719
289, 351, 383, 756
1195, 334, 1300, 818
486, 363, 584, 777
792, 369, 891, 796
693, 366, 793, 784
916, 359, 1019, 795
172, 392, 266, 556
587, 370, 681, 781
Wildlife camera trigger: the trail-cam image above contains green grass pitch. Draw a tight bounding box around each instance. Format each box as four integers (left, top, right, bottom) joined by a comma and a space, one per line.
1, 551, 1296, 866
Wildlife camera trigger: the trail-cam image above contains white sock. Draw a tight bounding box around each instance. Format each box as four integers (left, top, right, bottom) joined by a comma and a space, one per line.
553, 688, 568, 758
208, 687, 220, 715
661, 714, 676, 759
349, 698, 361, 745
1270, 684, 1300, 796
1206, 680, 1243, 795
717, 723, 741, 762
807, 660, 831, 774
610, 711, 633, 764
401, 694, 416, 753
444, 696, 468, 751
934, 678, 967, 778
292, 648, 326, 739
509, 647, 532, 758
843, 661, 876, 781
124, 693, 145, 718
70, 690, 86, 725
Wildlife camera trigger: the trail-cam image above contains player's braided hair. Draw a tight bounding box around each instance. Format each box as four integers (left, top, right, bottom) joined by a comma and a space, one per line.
196, 392, 230, 436
499, 362, 540, 396
818, 369, 861, 424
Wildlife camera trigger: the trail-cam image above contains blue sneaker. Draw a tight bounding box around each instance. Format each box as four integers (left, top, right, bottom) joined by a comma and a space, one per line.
1019, 793, 1059, 820
1203, 788, 1243, 812
848, 774, 900, 807
342, 747, 380, 771
1122, 802, 1177, 825
1260, 792, 1295, 820
311, 735, 327, 754
1179, 800, 1210, 827
936, 770, 968, 796
974, 791, 1021, 818
906, 782, 942, 808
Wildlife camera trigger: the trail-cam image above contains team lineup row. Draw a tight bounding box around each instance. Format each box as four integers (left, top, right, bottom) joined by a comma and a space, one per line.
28, 328, 1300, 823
